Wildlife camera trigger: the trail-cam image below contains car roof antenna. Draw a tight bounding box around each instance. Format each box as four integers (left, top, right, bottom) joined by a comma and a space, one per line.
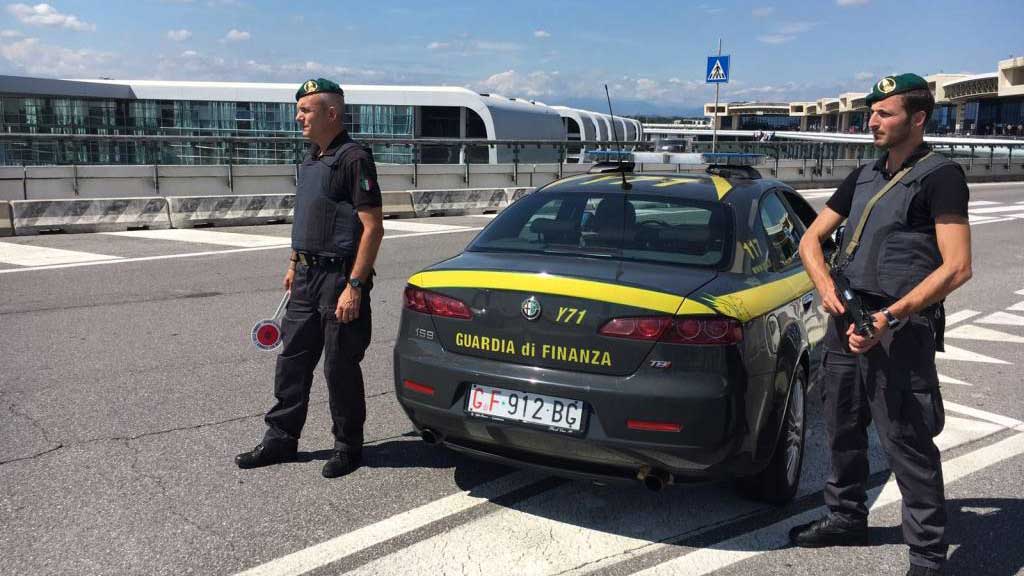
604, 84, 631, 191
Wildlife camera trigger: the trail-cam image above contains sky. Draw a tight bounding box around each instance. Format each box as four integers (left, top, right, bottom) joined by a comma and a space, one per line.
0, 0, 1020, 115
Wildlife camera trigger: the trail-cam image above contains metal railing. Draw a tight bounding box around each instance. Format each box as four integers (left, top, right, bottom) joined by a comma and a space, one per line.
1, 132, 1021, 168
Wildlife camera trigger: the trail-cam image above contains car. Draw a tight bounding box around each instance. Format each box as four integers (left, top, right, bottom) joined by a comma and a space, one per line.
393, 161, 829, 503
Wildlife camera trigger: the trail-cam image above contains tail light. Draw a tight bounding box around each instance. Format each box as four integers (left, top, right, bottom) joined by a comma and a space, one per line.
598, 315, 742, 345
403, 286, 472, 319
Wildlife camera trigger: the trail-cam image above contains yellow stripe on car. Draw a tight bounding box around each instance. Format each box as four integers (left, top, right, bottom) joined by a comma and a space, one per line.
697, 271, 813, 322
408, 270, 715, 315
710, 176, 733, 199
409, 270, 815, 323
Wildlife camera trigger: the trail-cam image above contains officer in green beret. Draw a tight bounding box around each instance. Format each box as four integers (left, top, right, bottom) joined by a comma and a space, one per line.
237, 78, 384, 478
793, 73, 971, 575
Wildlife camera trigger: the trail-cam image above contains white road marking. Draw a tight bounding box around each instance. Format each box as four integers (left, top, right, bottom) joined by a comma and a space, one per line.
0, 227, 485, 275
968, 215, 1015, 226
103, 229, 289, 247
944, 324, 1024, 344
339, 415, 1005, 576
935, 344, 1010, 365
938, 373, 971, 386
1017, 288, 1024, 296
801, 191, 833, 199
382, 221, 470, 232
969, 205, 1024, 214
0, 243, 121, 267
468, 214, 498, 219
976, 311, 1024, 327
1006, 301, 1024, 312
232, 470, 545, 576
944, 401, 1024, 429
967, 200, 1000, 207
944, 309, 981, 326
631, 429, 1024, 576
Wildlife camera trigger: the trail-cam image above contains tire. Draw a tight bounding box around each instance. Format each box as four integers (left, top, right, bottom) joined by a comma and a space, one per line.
738, 366, 807, 504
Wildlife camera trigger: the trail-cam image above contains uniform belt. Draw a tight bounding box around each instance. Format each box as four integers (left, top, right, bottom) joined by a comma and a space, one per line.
296, 252, 347, 268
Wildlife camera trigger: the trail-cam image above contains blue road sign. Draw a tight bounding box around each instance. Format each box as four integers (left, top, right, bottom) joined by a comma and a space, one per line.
706, 55, 730, 84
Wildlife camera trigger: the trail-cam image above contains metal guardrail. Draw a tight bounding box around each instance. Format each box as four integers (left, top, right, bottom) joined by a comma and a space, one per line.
1, 132, 1022, 167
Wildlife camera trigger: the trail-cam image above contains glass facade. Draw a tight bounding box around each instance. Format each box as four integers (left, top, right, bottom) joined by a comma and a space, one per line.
929, 104, 957, 134
0, 95, 417, 165
738, 114, 801, 131
962, 97, 1024, 135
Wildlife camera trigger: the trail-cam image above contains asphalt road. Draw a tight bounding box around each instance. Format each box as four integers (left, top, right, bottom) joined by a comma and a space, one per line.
1, 182, 1022, 576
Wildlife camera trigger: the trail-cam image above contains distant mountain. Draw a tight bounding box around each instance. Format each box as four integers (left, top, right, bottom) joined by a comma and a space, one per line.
554, 97, 704, 118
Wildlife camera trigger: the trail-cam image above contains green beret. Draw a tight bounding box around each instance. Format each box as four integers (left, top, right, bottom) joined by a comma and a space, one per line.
865, 73, 929, 106
295, 78, 344, 101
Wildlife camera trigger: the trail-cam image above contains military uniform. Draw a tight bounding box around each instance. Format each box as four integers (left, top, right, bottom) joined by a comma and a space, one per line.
242, 78, 382, 470
793, 74, 970, 575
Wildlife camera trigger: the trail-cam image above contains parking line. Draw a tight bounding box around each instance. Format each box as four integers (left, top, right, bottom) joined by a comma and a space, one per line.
103, 229, 289, 247
233, 471, 544, 576
944, 309, 981, 326
0, 227, 485, 275
0, 243, 121, 267
337, 414, 1004, 576
632, 430, 1024, 576
382, 221, 470, 232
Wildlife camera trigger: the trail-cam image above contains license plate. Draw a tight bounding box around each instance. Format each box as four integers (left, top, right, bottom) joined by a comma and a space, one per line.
466, 384, 585, 433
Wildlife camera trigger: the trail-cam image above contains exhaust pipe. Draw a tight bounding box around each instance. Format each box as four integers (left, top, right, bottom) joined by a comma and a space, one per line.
420, 428, 442, 445
637, 466, 673, 492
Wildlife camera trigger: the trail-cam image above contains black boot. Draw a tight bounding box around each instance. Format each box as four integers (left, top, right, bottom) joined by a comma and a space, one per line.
235, 443, 296, 469
322, 450, 362, 478
789, 515, 868, 548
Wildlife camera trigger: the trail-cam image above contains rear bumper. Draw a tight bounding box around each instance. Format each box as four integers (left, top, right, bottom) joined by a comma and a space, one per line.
394, 337, 767, 481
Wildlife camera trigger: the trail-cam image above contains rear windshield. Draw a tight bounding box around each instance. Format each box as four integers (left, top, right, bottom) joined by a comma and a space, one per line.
468, 190, 733, 267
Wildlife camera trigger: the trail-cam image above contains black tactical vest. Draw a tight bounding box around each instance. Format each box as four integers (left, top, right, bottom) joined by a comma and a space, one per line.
841, 151, 960, 300
291, 142, 362, 257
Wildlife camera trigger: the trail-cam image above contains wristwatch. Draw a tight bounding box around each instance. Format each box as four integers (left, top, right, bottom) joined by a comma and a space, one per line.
880, 308, 902, 330
348, 277, 363, 290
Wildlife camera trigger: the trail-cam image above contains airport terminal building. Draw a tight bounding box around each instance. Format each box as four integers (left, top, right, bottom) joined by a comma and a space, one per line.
703, 57, 1024, 137
0, 75, 641, 166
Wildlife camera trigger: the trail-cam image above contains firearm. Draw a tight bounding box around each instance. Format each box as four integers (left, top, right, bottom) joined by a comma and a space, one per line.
829, 268, 876, 338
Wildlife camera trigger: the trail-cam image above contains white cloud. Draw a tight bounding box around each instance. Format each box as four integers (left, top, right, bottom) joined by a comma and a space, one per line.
778, 21, 816, 34
533, 29, 550, 38
423, 38, 523, 55
855, 71, 874, 80
223, 29, 250, 42
837, 0, 869, 5
474, 40, 523, 53
758, 34, 795, 44
752, 6, 774, 17
166, 29, 192, 41
181, 49, 199, 57
6, 3, 95, 31
0, 37, 114, 76
1, 29, 24, 38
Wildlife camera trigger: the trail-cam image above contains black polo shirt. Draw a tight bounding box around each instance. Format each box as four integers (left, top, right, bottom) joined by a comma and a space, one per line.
826, 144, 969, 232
309, 131, 383, 209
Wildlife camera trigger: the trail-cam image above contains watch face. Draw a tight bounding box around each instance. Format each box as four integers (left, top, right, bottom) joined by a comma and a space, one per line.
349, 278, 362, 289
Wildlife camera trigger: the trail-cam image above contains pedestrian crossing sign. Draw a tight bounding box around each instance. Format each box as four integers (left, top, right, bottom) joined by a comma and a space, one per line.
706, 55, 730, 84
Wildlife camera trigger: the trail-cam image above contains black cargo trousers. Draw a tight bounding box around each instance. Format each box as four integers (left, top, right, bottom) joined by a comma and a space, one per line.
262, 261, 372, 454
821, 310, 947, 570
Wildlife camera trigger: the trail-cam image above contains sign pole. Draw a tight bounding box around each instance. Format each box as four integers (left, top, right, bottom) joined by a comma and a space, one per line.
712, 38, 722, 154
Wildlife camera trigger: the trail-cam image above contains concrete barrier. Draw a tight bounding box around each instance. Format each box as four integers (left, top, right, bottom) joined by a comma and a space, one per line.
382, 191, 415, 218
505, 187, 535, 205
10, 197, 171, 235
167, 194, 294, 228
0, 201, 13, 236
410, 188, 507, 217
0, 166, 25, 201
